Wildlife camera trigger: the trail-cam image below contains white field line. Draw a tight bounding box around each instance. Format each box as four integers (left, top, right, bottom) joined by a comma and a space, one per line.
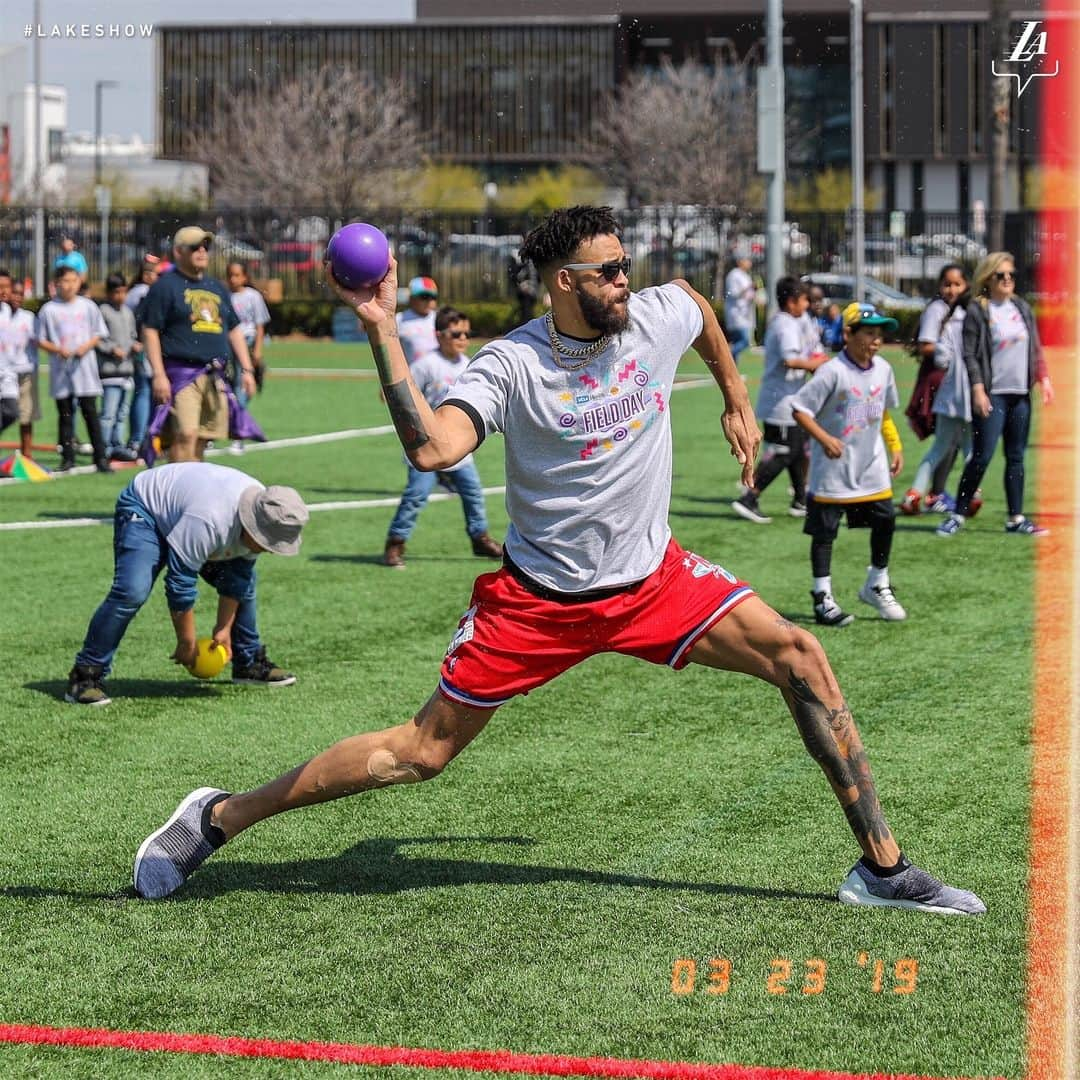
0, 487, 509, 531
0, 377, 712, 525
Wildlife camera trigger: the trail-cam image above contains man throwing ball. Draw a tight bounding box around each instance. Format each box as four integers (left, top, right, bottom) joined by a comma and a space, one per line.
133, 207, 984, 916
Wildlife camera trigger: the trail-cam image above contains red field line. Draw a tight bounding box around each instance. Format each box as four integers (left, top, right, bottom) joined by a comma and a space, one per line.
0, 1023, 1006, 1080
1026, 7, 1080, 1078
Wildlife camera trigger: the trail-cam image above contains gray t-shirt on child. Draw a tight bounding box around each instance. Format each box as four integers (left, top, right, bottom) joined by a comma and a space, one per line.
132, 462, 262, 571
791, 350, 899, 502
443, 283, 704, 593
920, 298, 970, 421
410, 348, 477, 472
757, 310, 809, 427
37, 296, 108, 399
988, 299, 1029, 394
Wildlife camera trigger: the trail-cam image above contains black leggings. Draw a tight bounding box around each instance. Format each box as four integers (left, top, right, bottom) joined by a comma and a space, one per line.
57, 396, 106, 464
753, 422, 808, 502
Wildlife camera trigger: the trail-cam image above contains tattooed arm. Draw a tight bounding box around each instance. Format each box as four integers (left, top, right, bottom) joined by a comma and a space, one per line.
325, 253, 477, 469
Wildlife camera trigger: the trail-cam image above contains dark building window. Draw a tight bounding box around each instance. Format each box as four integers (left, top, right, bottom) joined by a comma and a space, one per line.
880, 25, 895, 156
958, 160, 970, 214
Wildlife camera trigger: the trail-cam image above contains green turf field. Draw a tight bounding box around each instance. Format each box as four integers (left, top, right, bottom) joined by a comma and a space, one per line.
0, 340, 1035, 1078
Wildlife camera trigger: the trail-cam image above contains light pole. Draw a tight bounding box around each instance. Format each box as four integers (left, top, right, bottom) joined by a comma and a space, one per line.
94, 80, 118, 283
850, 0, 865, 305
32, 0, 44, 296
94, 79, 118, 188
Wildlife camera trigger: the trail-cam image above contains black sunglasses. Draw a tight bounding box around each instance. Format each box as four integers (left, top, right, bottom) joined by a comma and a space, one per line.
994, 271, 1015, 281
561, 257, 632, 283
185, 241, 211, 252
448, 329, 471, 339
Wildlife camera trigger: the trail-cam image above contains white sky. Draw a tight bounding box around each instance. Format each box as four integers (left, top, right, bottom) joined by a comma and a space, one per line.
0, 1, 415, 140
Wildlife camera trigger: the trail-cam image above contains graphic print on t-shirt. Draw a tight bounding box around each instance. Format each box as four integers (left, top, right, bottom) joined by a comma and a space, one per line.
554, 357, 664, 460
185, 289, 224, 334
833, 382, 886, 438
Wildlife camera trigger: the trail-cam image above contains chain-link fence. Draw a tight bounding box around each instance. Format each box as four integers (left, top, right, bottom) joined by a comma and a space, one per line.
0, 205, 1057, 304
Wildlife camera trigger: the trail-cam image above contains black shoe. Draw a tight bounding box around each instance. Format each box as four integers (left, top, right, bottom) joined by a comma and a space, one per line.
811, 590, 854, 627
110, 447, 138, 462
65, 663, 111, 706
55, 460, 76, 473
731, 493, 772, 524
95, 460, 113, 474
232, 647, 296, 687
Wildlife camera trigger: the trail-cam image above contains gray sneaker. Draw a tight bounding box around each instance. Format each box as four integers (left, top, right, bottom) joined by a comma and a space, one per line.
838, 858, 986, 915
133, 787, 230, 899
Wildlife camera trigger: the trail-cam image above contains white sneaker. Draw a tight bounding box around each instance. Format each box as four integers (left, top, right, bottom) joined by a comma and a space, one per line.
229, 440, 245, 455
858, 582, 907, 621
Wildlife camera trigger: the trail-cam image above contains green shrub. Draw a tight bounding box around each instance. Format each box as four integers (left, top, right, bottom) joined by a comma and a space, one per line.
268, 300, 335, 337
456, 301, 517, 336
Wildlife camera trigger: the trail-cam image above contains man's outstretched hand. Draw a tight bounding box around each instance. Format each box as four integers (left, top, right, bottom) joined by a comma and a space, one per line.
721, 400, 761, 488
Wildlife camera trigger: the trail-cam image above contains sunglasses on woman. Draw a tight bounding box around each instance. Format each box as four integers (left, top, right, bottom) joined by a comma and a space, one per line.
994, 271, 1015, 281
448, 329, 471, 339
561, 257, 632, 282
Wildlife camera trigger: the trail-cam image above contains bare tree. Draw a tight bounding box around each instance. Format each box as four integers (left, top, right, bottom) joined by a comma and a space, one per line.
595, 57, 758, 285
189, 65, 426, 216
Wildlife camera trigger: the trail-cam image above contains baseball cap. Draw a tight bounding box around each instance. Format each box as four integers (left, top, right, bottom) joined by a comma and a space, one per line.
238, 485, 309, 556
408, 276, 438, 298
842, 301, 899, 333
173, 225, 214, 249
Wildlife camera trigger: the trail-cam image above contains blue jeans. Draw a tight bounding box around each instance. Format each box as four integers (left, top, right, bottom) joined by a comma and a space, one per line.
100, 381, 132, 455
128, 362, 151, 451
726, 326, 751, 362
956, 393, 1031, 517
387, 460, 489, 541
75, 487, 263, 675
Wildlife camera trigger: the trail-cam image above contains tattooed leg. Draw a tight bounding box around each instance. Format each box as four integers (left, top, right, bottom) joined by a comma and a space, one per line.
782, 673, 899, 865
687, 595, 901, 866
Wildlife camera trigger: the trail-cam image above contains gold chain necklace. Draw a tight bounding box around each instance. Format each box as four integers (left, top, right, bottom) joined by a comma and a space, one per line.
545, 312, 611, 371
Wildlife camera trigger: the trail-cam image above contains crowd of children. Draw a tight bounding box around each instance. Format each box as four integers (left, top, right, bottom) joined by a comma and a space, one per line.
727, 254, 1050, 626
0, 254, 271, 471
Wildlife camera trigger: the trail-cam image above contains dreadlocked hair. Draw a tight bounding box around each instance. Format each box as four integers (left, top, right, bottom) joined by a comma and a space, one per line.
518, 206, 621, 274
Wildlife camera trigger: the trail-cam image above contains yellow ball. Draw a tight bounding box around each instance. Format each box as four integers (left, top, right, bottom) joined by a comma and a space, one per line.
189, 638, 228, 679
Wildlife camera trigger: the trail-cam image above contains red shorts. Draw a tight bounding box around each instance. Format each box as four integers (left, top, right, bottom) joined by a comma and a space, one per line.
438, 538, 753, 710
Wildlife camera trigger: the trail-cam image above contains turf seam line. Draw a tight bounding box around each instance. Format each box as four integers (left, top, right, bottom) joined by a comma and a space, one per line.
0, 1024, 1006, 1080
0, 487, 509, 531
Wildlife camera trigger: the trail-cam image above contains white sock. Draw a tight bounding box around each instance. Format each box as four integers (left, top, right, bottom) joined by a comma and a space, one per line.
813, 576, 832, 596
866, 565, 889, 589
1009, 514, 1025, 524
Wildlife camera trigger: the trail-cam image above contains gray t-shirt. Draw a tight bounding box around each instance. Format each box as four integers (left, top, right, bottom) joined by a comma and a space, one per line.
988, 299, 1029, 394
411, 348, 477, 472
10, 308, 37, 375
0, 302, 16, 399
921, 298, 970, 421
37, 296, 108, 399
757, 310, 810, 427
396, 308, 438, 365
724, 267, 755, 331
230, 285, 271, 346
132, 463, 262, 571
791, 350, 900, 501
443, 283, 704, 593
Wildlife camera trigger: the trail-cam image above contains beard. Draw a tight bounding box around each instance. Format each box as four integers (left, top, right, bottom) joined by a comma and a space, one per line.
575, 284, 630, 336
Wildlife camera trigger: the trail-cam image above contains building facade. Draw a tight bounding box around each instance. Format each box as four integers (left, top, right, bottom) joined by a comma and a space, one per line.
157, 1, 1059, 212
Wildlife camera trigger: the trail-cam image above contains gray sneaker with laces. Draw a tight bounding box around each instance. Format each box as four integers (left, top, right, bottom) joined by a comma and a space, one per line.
838, 857, 986, 915
133, 787, 230, 899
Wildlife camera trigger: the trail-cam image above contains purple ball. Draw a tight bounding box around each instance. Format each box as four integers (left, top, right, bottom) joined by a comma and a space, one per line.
327, 222, 390, 290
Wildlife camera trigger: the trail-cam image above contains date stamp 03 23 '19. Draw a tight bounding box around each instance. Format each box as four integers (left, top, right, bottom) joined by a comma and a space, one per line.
670, 954, 919, 997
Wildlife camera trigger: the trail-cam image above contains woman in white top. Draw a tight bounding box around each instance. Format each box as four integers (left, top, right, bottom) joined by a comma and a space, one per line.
937, 252, 1053, 537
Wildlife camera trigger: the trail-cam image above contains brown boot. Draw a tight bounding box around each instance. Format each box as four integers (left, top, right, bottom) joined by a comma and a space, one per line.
383, 537, 406, 568
471, 533, 503, 559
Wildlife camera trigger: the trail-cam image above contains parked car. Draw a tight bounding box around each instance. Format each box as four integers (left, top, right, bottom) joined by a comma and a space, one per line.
800, 272, 926, 313
270, 241, 323, 274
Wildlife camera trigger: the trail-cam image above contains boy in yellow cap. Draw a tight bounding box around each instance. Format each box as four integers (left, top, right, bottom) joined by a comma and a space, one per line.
790, 302, 906, 626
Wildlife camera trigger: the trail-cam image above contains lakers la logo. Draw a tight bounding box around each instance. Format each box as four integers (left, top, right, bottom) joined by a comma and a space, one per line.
992, 21, 1060, 98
